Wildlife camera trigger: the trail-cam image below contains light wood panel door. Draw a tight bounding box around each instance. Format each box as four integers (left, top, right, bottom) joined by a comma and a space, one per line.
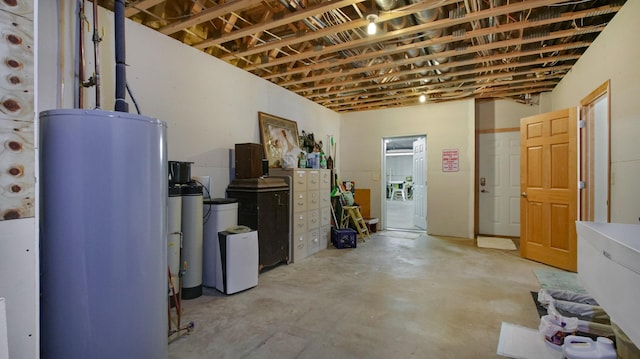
520, 108, 578, 271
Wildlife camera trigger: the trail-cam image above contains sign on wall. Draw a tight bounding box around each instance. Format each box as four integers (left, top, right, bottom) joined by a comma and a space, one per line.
442, 149, 459, 172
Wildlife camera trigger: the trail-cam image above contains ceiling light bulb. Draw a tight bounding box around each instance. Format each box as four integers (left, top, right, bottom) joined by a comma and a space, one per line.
419, 94, 426, 103
367, 20, 377, 35
366, 13, 378, 35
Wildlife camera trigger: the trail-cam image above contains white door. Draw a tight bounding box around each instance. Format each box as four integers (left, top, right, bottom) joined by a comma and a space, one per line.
478, 131, 520, 237
412, 138, 426, 229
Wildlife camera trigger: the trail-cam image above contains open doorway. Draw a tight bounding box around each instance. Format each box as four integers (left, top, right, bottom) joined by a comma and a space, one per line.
579, 80, 610, 223
382, 135, 427, 231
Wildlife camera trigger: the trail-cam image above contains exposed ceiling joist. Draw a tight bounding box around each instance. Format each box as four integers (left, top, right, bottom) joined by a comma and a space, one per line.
102, 0, 625, 112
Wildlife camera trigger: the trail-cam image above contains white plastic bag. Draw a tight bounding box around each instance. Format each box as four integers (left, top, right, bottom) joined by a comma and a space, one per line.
553, 301, 608, 321
546, 301, 613, 336
282, 147, 302, 169
537, 289, 598, 306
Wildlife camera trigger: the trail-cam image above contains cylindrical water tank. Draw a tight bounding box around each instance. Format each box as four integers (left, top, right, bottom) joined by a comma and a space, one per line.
39, 109, 167, 358
168, 186, 182, 306
203, 198, 238, 287
181, 185, 203, 299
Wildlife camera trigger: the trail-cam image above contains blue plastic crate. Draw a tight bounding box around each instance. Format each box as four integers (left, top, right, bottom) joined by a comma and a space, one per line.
331, 228, 357, 249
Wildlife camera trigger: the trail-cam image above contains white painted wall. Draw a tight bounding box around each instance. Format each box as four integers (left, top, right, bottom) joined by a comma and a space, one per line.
386, 155, 413, 182
39, 3, 341, 198
593, 97, 608, 223
549, 0, 640, 225
340, 100, 475, 238
0, 219, 36, 359
123, 18, 339, 196
476, 99, 541, 130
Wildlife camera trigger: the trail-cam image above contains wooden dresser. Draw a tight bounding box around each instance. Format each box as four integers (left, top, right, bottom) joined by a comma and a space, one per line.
270, 168, 332, 262
226, 177, 290, 271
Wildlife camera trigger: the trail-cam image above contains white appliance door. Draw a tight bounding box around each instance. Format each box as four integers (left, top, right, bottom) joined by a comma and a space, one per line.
217, 231, 259, 294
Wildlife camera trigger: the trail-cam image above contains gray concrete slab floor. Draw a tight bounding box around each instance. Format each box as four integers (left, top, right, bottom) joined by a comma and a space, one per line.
168, 231, 551, 358
385, 199, 421, 231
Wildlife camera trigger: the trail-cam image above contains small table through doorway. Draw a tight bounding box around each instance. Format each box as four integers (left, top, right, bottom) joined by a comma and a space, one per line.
388, 180, 406, 201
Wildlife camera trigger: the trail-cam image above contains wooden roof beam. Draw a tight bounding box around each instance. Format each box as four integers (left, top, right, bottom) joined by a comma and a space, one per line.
221, 0, 462, 61
125, 0, 165, 17
159, 0, 265, 35
242, 2, 618, 73
278, 39, 590, 88
295, 54, 577, 94
194, 0, 366, 49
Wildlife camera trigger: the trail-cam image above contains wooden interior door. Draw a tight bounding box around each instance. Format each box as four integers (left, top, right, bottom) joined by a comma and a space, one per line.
520, 108, 578, 271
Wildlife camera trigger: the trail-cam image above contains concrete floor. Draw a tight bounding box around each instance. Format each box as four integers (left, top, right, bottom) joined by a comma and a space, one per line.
385, 199, 422, 231
168, 231, 550, 358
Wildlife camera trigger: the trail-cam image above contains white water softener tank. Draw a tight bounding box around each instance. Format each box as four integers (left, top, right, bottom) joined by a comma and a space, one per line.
167, 186, 182, 305
181, 184, 204, 299
39, 109, 167, 358
202, 198, 238, 287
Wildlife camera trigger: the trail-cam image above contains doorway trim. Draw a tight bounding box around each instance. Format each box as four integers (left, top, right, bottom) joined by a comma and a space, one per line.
477, 128, 521, 237
579, 80, 611, 222
474, 127, 519, 236
381, 135, 427, 232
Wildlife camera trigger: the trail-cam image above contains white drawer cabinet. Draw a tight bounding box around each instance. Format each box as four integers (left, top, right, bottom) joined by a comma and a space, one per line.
270, 168, 331, 262
293, 232, 307, 261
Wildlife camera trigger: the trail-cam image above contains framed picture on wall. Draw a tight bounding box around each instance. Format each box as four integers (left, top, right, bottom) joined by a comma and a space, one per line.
258, 112, 300, 168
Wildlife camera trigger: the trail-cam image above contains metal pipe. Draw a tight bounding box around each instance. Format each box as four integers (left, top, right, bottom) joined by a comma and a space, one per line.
58, 1, 66, 108
374, 0, 397, 11
406, 0, 450, 80
78, 0, 86, 108
91, 0, 101, 108
114, 0, 129, 112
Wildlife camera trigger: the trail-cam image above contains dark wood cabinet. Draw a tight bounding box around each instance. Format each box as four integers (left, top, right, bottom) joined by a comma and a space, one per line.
226, 177, 289, 271
234, 143, 265, 179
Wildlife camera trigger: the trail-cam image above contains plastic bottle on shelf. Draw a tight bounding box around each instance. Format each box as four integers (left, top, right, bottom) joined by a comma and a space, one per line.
320, 152, 327, 169
298, 152, 307, 168
326, 156, 333, 170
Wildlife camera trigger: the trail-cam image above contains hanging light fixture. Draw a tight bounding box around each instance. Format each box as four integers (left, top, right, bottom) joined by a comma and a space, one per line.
366, 0, 378, 35
366, 13, 378, 35
419, 94, 426, 103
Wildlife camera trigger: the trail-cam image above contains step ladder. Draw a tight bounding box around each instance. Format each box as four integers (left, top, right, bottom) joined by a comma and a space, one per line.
340, 206, 370, 241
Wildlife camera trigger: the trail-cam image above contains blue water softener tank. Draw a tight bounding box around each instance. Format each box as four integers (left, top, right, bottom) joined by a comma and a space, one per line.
39, 109, 168, 358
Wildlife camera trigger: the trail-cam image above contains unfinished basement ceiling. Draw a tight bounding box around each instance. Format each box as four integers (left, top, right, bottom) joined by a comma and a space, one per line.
104, 0, 625, 112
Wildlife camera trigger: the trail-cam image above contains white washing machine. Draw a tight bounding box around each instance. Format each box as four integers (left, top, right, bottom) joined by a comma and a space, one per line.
202, 198, 238, 288
216, 228, 259, 295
